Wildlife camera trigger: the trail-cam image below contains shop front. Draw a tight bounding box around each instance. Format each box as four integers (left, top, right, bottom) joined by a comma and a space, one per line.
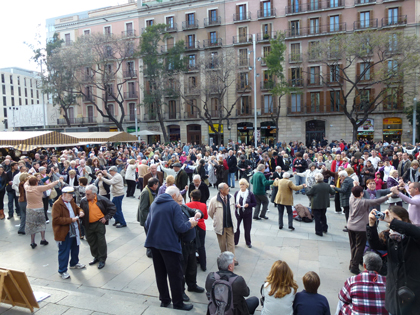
167, 125, 180, 142
357, 119, 374, 140
209, 124, 224, 146
260, 121, 276, 146
187, 124, 202, 144
383, 117, 402, 143
237, 122, 254, 145
306, 120, 325, 146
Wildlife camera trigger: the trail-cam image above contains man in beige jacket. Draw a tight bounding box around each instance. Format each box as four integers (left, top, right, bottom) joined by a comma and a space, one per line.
100, 166, 126, 228
208, 183, 238, 265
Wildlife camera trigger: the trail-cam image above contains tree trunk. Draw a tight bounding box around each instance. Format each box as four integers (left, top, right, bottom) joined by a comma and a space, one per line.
352, 123, 358, 143
157, 111, 168, 143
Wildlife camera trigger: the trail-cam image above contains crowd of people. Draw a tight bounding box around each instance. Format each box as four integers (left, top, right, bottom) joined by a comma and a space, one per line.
0, 137, 419, 314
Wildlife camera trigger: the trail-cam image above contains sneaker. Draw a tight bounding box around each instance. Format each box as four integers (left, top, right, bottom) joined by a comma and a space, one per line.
70, 263, 86, 269
60, 272, 70, 279
46, 220, 50, 224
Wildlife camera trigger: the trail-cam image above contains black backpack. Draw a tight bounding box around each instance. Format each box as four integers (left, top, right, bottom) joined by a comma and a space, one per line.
208, 272, 238, 315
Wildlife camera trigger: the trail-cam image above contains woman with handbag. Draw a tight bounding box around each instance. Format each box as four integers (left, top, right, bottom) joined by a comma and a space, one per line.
261, 260, 298, 315
367, 206, 420, 315
25, 175, 60, 249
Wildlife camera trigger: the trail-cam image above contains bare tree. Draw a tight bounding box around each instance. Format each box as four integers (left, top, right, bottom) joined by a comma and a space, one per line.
180, 49, 249, 145
308, 30, 420, 141
56, 32, 141, 131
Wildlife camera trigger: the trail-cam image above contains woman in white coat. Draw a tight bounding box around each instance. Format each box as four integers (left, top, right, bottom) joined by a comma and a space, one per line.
125, 159, 137, 198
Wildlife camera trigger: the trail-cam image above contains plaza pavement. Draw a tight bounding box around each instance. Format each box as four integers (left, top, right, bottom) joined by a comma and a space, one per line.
0, 182, 357, 314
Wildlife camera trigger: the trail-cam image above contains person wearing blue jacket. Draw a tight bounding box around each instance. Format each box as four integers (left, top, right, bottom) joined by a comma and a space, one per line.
145, 186, 199, 311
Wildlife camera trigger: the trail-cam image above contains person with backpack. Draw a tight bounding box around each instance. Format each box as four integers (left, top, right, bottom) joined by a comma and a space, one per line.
205, 251, 259, 315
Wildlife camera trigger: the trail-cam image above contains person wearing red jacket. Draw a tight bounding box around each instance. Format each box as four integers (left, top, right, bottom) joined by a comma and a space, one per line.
331, 154, 344, 172
186, 189, 208, 271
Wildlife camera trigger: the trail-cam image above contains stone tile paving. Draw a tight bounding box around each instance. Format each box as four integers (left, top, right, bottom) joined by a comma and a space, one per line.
0, 183, 354, 314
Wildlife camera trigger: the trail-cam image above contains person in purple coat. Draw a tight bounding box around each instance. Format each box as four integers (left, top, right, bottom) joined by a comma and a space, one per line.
234, 178, 257, 248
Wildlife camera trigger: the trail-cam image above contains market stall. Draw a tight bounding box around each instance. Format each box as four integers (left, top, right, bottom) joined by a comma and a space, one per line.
62, 131, 138, 144
0, 131, 80, 151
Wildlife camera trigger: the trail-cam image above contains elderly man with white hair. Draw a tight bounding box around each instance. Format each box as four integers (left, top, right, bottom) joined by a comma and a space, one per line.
99, 166, 126, 228
145, 186, 198, 311
77, 159, 92, 182
331, 170, 354, 232
208, 183, 238, 265
188, 174, 210, 204
306, 173, 336, 236
80, 185, 116, 270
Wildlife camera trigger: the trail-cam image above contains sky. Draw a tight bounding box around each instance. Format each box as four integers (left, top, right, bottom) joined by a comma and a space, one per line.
0, 0, 122, 72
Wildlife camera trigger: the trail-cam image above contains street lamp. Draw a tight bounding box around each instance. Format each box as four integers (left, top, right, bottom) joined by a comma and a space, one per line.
413, 97, 417, 144
135, 105, 138, 141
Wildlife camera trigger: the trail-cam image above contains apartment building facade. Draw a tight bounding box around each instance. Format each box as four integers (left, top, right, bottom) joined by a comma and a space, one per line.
0, 67, 58, 131
51, 0, 419, 145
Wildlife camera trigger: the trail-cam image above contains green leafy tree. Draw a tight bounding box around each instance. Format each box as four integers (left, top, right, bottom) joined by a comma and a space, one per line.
140, 24, 186, 143
264, 32, 300, 144
28, 32, 77, 127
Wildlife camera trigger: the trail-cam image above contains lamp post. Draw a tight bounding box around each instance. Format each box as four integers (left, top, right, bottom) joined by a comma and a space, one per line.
413, 98, 417, 144
135, 105, 138, 141
252, 34, 258, 148
40, 60, 46, 129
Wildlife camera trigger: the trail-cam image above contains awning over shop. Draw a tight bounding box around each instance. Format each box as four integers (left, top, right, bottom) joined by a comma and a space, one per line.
62, 131, 138, 143
0, 131, 80, 149
133, 130, 163, 136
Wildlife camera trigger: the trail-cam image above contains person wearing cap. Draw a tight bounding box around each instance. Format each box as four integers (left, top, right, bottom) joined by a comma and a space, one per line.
52, 186, 86, 279
80, 185, 117, 270
100, 166, 126, 228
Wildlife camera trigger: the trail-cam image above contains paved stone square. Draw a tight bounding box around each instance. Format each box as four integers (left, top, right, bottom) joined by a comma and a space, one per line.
0, 184, 354, 314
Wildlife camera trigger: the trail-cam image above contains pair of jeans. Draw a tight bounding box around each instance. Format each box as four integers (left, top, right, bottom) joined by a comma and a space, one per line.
228, 172, 236, 188
18, 201, 27, 233
112, 195, 126, 226
7, 191, 19, 217
58, 233, 80, 273
278, 204, 293, 228
295, 176, 306, 193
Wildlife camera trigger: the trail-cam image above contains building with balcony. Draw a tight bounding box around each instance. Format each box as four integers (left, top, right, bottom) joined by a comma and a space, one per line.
48, 0, 418, 145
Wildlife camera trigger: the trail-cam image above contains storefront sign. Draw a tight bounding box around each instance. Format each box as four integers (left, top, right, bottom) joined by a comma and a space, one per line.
237, 126, 254, 130
357, 119, 374, 132
209, 124, 223, 133
260, 125, 276, 129
383, 117, 402, 125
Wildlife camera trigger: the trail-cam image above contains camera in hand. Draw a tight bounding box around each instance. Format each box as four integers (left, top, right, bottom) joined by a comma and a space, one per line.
375, 211, 385, 220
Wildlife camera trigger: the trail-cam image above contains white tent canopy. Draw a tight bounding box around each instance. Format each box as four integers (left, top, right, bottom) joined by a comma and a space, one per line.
131, 130, 163, 136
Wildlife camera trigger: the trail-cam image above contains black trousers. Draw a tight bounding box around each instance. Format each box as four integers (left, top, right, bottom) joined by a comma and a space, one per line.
181, 241, 198, 290
246, 297, 259, 315
313, 208, 328, 235
42, 197, 49, 221
343, 206, 350, 223
197, 228, 206, 270
254, 194, 269, 218
234, 209, 252, 246
348, 230, 367, 271
150, 248, 184, 308
278, 204, 293, 228
137, 178, 144, 191
126, 180, 136, 197
334, 193, 342, 212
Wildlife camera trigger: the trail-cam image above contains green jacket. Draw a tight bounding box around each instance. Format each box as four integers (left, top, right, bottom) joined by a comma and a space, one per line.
250, 171, 273, 196
137, 186, 155, 226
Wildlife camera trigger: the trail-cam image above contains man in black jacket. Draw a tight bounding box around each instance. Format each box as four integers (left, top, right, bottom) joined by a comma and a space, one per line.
269, 151, 285, 173
205, 251, 258, 315
227, 150, 237, 188
188, 175, 210, 204
175, 194, 204, 302
6, 162, 20, 219
293, 153, 308, 194
80, 185, 117, 270
173, 163, 189, 201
